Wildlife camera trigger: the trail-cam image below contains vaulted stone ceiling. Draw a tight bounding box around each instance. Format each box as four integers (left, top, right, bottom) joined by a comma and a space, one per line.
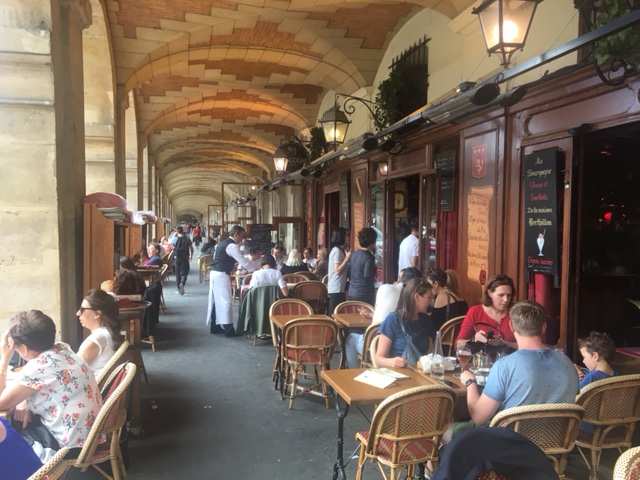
102, 0, 476, 216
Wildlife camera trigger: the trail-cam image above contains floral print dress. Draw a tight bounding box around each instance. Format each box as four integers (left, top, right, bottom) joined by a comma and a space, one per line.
17, 343, 102, 448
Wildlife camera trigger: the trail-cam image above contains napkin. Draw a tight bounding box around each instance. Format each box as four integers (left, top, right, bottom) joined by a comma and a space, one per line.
419, 354, 432, 374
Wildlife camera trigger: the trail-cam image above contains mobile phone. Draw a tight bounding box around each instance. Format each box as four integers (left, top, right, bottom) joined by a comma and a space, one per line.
440, 379, 458, 388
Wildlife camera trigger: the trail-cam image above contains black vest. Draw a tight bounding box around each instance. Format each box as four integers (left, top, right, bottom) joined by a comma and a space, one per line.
213, 237, 237, 274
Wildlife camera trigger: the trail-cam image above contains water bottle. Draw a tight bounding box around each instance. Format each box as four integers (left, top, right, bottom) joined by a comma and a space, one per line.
430, 330, 445, 379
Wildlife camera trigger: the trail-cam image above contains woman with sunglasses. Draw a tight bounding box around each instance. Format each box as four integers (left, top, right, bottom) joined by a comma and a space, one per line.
76, 289, 124, 377
374, 278, 436, 368
0, 310, 102, 462
426, 268, 468, 330
455, 274, 518, 350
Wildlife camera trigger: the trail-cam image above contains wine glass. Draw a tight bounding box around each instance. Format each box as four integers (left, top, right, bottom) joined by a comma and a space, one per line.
456, 348, 472, 372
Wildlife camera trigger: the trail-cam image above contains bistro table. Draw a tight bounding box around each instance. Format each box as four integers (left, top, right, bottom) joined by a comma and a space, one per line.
322, 367, 467, 480
136, 266, 161, 285
269, 313, 332, 395
331, 312, 372, 368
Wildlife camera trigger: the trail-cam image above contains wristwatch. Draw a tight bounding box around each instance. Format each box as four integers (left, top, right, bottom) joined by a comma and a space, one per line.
464, 378, 477, 387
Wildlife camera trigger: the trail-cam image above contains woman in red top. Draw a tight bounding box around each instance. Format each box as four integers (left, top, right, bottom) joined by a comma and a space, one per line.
455, 274, 517, 350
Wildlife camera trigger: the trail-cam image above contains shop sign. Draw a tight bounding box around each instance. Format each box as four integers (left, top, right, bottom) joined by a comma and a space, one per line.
523, 149, 561, 275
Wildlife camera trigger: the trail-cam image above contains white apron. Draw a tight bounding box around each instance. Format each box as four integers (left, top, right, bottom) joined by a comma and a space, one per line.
205, 270, 233, 326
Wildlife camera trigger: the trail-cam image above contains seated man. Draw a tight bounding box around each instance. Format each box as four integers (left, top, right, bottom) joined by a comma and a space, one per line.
250, 255, 289, 297
445, 300, 579, 443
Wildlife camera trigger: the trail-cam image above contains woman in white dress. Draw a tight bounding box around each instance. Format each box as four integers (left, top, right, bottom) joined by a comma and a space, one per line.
76, 289, 124, 378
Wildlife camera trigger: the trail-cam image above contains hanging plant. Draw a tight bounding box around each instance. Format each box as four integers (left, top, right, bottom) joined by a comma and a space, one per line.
374, 66, 412, 130
593, 0, 640, 69
307, 126, 327, 160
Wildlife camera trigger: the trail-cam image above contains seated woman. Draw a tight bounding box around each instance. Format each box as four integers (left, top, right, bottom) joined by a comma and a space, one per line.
280, 249, 310, 276
426, 268, 469, 330
144, 243, 163, 266
118, 256, 147, 294
76, 289, 124, 378
250, 255, 289, 297
0, 417, 43, 478
455, 274, 517, 351
0, 311, 103, 461
312, 248, 328, 279
198, 237, 216, 257
160, 235, 173, 254
374, 278, 436, 369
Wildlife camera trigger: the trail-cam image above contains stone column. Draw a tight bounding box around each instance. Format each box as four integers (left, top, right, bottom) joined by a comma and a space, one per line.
0, 0, 91, 344
113, 85, 127, 197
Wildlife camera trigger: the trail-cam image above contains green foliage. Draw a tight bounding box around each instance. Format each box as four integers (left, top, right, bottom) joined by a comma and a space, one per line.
593, 0, 640, 68
374, 66, 412, 130
307, 126, 327, 160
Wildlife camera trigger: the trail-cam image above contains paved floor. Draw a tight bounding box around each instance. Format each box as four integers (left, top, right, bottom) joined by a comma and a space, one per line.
67, 257, 623, 479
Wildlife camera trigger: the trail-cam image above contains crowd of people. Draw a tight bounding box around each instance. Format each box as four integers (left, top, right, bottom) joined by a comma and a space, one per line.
0, 219, 623, 478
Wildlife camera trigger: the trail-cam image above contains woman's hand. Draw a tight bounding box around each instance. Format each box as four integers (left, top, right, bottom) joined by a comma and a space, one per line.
0, 330, 15, 364
389, 357, 408, 368
12, 400, 32, 429
358, 307, 372, 319
474, 330, 489, 343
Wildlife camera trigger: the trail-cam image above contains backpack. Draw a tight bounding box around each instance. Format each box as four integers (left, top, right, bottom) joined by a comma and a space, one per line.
174, 235, 190, 259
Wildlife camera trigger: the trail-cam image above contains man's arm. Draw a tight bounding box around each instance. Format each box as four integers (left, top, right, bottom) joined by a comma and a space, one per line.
226, 243, 255, 272
460, 370, 501, 425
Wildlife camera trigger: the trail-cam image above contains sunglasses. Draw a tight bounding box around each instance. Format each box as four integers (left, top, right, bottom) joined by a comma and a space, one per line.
78, 306, 95, 314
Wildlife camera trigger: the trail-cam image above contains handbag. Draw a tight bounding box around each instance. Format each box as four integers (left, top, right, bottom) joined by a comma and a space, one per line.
398, 314, 422, 365
464, 322, 510, 359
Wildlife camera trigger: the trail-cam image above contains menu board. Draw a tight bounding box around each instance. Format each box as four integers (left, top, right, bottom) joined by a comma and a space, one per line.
523, 149, 560, 276
249, 224, 272, 255
467, 186, 494, 283
436, 151, 456, 212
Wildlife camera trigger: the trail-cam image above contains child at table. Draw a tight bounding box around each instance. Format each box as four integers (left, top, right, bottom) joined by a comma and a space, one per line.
577, 331, 616, 433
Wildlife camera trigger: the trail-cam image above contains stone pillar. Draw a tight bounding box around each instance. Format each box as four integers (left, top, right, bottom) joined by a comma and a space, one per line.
0, 0, 91, 344
113, 85, 127, 197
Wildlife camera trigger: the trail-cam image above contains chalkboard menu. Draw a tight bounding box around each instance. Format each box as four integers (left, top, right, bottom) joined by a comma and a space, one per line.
436, 151, 456, 212
524, 149, 561, 276
249, 224, 272, 255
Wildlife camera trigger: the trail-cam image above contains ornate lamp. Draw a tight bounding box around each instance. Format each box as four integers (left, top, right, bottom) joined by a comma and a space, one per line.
319, 103, 351, 147
472, 0, 542, 67
272, 136, 310, 175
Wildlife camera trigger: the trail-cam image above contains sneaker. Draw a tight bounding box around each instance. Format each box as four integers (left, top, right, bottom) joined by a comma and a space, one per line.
175, 288, 180, 294
179, 283, 185, 295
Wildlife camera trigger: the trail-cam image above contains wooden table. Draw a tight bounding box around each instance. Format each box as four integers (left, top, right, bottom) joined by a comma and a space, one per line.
322, 367, 467, 480
136, 267, 161, 285
269, 313, 332, 394
332, 313, 372, 368
119, 301, 150, 431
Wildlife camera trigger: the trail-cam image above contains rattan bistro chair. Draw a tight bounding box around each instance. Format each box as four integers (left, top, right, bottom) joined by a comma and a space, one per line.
198, 254, 213, 283
96, 339, 130, 391
355, 384, 456, 480
489, 403, 585, 478
282, 272, 309, 285
28, 447, 70, 480
575, 374, 640, 480
613, 446, 640, 480
66, 362, 137, 480
269, 299, 313, 385
291, 280, 328, 314
281, 316, 337, 409
360, 322, 381, 368
439, 315, 465, 356
334, 300, 374, 316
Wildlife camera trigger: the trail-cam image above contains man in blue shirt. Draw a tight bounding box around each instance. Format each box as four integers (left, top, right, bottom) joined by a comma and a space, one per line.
446, 300, 579, 442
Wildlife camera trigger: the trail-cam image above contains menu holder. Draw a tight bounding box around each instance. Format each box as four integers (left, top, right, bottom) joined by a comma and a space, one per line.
354, 369, 397, 389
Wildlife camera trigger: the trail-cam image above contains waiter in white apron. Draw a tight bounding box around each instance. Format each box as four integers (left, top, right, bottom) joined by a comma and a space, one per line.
205, 225, 257, 337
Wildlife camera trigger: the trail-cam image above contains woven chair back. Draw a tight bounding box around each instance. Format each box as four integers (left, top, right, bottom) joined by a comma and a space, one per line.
282, 317, 337, 365
613, 446, 640, 480
576, 374, 640, 426
96, 339, 130, 392
366, 385, 456, 462
291, 281, 327, 314
439, 315, 465, 356
282, 273, 309, 284
360, 322, 381, 368
334, 301, 374, 315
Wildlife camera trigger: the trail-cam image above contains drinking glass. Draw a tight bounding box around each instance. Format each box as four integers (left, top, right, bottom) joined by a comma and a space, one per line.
455, 348, 472, 372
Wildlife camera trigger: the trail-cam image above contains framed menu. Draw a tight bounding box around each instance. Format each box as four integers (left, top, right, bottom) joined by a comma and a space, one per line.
523, 149, 561, 276
436, 150, 456, 212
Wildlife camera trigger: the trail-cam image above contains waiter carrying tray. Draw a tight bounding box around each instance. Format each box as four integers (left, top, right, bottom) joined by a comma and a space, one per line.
206, 225, 257, 337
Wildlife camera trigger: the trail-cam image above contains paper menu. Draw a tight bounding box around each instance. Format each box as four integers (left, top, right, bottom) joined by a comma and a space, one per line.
354, 370, 397, 389
374, 368, 410, 379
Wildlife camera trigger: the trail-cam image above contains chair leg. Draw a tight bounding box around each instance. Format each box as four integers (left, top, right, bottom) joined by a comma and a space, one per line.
355, 442, 366, 480
289, 365, 299, 409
